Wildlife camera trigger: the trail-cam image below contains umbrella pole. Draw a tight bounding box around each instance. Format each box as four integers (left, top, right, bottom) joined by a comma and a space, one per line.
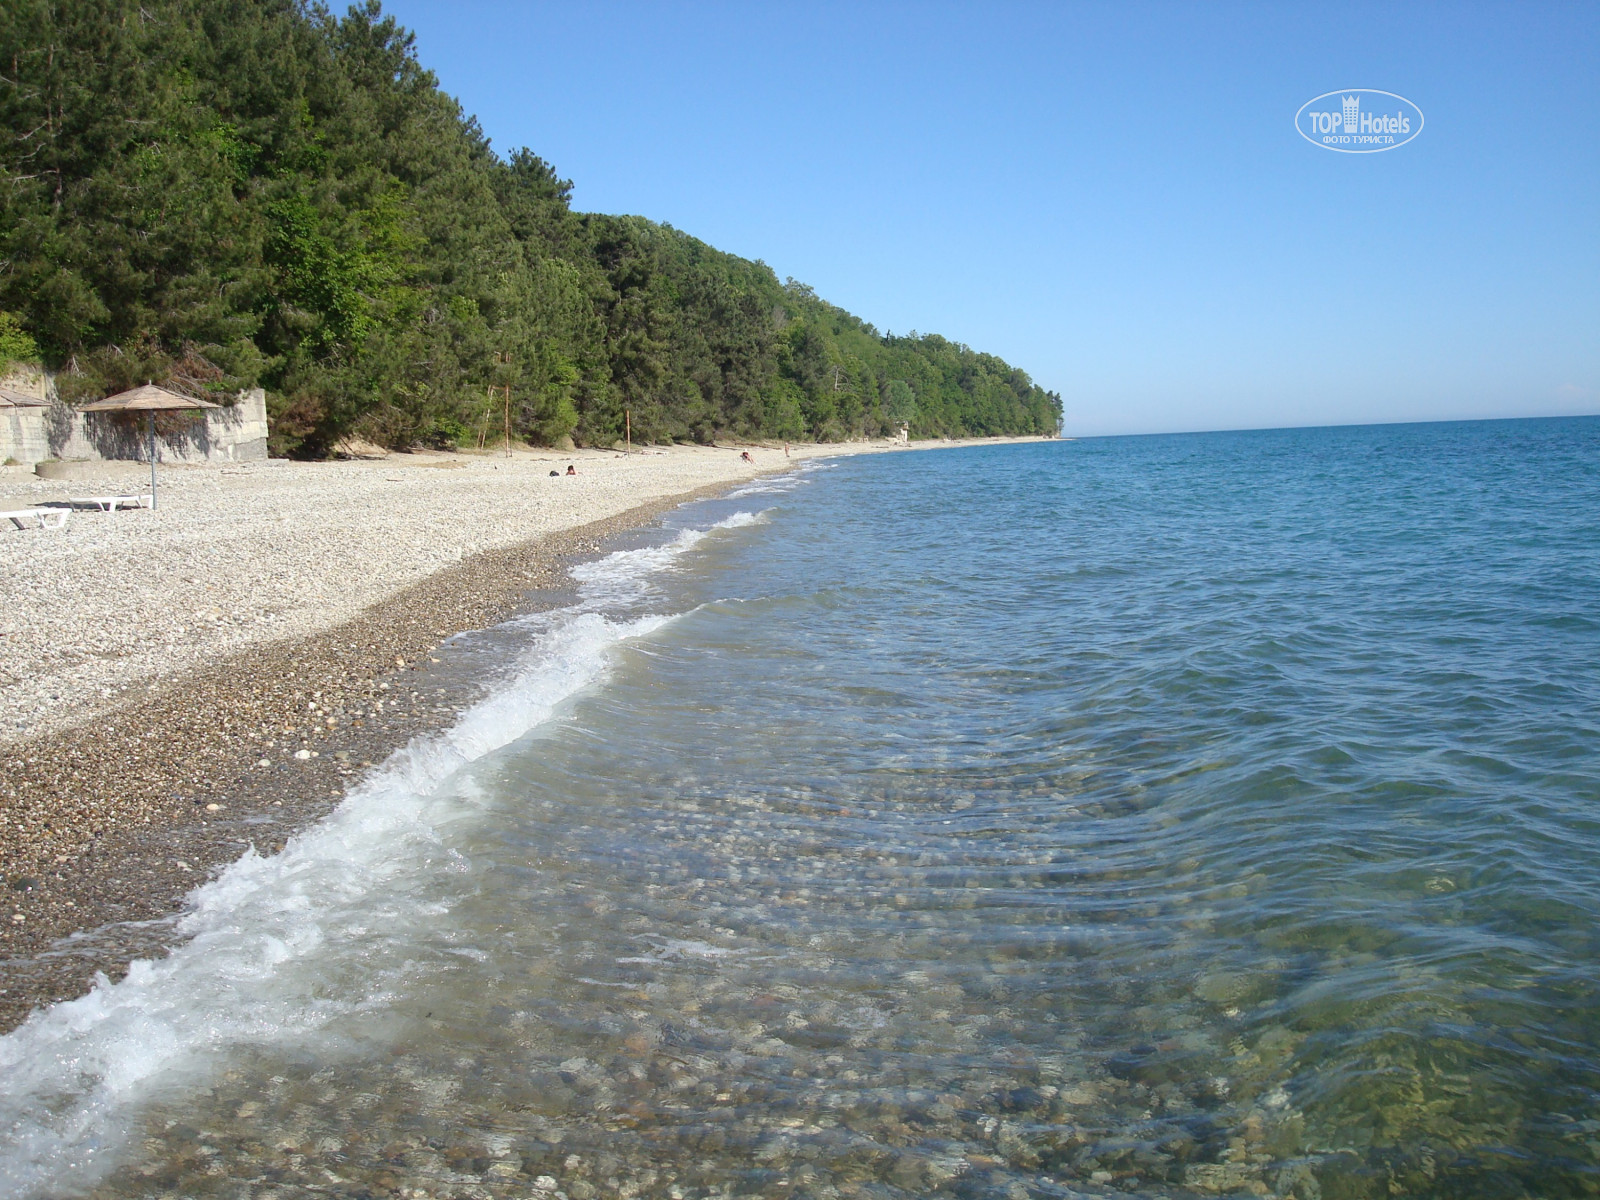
148, 412, 158, 510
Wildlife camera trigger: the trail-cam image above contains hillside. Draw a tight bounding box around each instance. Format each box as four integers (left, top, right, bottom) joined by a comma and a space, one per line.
0, 0, 1062, 454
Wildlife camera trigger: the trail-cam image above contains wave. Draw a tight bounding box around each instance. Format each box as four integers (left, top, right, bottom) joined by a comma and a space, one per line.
569, 510, 765, 610
0, 506, 768, 1198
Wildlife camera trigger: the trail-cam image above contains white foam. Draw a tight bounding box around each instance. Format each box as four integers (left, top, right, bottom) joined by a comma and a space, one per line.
725, 477, 804, 499
0, 504, 766, 1198
570, 510, 765, 610
618, 937, 752, 963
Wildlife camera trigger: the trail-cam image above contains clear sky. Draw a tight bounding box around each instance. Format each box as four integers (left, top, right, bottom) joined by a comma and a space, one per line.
380, 0, 1596, 436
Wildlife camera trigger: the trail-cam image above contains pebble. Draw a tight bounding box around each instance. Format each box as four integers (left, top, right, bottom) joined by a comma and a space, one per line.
0, 483, 781, 1035
68, 753, 1336, 1200
0, 448, 818, 744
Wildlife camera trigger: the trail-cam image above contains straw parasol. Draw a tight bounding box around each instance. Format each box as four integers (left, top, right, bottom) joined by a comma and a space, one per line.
77, 383, 220, 509
0, 388, 48, 409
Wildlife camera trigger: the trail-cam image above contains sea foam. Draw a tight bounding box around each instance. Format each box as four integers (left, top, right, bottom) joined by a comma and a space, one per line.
0, 507, 767, 1199
570, 510, 764, 610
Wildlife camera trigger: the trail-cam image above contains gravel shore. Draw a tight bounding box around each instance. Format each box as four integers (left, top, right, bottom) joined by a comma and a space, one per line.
0, 436, 1046, 1033
0, 442, 848, 743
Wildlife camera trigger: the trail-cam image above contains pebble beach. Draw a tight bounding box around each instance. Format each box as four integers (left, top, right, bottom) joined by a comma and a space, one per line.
2, 424, 1596, 1199
1, 443, 845, 745
0, 438, 1042, 1033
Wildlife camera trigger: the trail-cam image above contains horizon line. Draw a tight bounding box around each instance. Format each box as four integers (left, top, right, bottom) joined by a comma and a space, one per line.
1061, 410, 1600, 440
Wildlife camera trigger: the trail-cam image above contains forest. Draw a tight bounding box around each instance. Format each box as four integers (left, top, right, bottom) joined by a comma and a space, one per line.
0, 0, 1062, 454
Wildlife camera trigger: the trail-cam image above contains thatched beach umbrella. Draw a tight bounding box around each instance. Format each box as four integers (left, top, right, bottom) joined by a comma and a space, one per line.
0, 388, 48, 409
77, 384, 219, 510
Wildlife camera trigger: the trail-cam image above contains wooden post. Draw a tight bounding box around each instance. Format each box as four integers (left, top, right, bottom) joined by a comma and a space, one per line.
625, 408, 631, 455
503, 384, 511, 458
147, 412, 158, 510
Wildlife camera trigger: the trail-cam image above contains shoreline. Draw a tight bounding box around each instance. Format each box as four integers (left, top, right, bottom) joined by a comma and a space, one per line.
0, 436, 1051, 1035
0, 489, 721, 1034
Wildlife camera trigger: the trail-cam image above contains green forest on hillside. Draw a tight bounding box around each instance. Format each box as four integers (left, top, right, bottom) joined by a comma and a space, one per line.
0, 0, 1062, 454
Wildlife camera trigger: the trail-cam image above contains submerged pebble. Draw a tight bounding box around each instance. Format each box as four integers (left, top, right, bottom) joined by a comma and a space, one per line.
13, 430, 1600, 1200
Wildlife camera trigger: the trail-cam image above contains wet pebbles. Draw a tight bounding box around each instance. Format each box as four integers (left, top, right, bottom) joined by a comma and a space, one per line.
0, 487, 735, 1036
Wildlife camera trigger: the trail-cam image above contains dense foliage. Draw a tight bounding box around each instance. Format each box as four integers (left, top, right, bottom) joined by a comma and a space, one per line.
0, 0, 1061, 453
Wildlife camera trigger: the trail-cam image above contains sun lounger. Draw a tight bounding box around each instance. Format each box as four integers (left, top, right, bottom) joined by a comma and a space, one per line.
69, 494, 153, 512
1, 507, 70, 530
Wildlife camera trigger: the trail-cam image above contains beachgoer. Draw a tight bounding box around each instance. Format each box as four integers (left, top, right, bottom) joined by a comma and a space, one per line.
784, 442, 790, 457
566, 464, 577, 475
549, 470, 559, 477
740, 450, 753, 463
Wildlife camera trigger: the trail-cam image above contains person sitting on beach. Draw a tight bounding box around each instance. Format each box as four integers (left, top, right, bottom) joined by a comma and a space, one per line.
740, 450, 753, 463
566, 464, 577, 475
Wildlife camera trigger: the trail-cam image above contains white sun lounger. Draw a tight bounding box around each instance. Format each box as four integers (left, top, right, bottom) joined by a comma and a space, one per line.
1, 507, 70, 530
70, 494, 152, 512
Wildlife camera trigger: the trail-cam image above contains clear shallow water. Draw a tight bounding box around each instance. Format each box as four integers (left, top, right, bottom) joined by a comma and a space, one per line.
5, 419, 1600, 1199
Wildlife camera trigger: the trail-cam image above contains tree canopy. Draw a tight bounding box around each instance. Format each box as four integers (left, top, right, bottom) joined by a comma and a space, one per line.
0, 0, 1062, 453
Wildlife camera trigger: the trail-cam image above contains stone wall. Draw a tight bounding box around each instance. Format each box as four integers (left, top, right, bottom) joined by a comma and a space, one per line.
0, 373, 269, 466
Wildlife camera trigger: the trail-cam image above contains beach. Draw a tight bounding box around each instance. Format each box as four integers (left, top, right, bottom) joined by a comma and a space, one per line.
0, 443, 857, 745
1, 422, 1597, 1198
0, 437, 1045, 1034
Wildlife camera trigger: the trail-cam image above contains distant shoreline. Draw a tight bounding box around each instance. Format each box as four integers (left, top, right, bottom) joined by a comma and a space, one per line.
0, 435, 1050, 1035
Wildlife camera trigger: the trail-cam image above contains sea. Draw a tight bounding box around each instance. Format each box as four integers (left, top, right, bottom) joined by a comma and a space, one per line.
2, 417, 1599, 1199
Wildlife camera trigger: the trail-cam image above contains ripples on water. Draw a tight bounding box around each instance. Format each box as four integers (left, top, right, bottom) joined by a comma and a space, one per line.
6, 419, 1600, 1199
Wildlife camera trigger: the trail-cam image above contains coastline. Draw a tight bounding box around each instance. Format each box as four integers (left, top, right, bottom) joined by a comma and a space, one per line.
0, 436, 1050, 1035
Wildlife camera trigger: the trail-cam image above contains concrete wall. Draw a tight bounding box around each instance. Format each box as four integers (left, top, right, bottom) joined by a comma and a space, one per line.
0, 373, 269, 465
0, 370, 53, 466
1, 407, 51, 464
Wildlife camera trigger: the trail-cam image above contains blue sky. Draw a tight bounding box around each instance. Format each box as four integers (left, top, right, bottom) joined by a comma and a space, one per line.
381, 0, 1597, 436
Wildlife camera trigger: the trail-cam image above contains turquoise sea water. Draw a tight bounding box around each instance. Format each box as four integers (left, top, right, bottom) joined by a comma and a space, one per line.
3, 417, 1600, 1199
